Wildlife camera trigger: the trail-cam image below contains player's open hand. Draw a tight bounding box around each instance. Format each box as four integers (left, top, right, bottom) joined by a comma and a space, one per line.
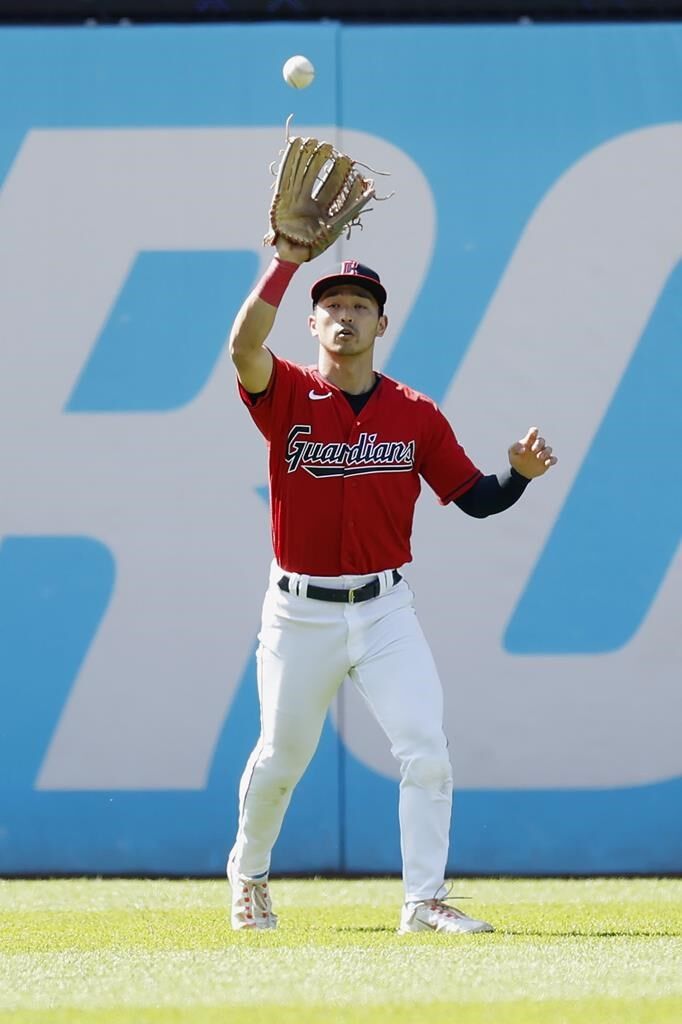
508, 427, 558, 479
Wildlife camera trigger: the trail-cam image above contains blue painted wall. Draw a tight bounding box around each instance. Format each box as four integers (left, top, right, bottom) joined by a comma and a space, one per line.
0, 23, 680, 875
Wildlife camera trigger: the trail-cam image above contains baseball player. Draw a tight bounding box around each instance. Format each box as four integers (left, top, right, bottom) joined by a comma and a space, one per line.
227, 235, 557, 934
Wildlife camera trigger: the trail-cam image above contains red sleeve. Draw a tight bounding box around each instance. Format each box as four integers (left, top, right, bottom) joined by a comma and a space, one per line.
419, 405, 482, 505
236, 353, 296, 441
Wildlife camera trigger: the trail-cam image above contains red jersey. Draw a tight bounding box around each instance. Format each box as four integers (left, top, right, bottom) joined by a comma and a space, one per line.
239, 355, 482, 575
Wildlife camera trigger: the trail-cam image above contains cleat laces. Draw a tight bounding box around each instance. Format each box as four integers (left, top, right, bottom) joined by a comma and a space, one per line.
421, 882, 473, 920
233, 875, 277, 928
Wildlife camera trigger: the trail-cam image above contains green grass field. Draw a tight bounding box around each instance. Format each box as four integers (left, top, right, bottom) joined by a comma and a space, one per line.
1, 877, 680, 1023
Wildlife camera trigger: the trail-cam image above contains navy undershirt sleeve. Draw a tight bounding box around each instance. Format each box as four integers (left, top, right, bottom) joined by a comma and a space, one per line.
454, 467, 530, 518
245, 387, 267, 405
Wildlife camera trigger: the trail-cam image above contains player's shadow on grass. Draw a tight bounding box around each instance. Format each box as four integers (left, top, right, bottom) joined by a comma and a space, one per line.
501, 929, 677, 938
333, 925, 397, 933
332, 925, 682, 937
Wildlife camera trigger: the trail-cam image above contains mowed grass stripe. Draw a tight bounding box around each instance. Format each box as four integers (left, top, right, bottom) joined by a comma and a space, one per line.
0, 879, 680, 1024
1, 902, 679, 954
1, 938, 681, 1008
0, 1001, 682, 1024
2, 877, 680, 911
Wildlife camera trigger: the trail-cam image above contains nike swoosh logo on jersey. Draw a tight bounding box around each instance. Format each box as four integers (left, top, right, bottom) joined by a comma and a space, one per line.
309, 390, 333, 400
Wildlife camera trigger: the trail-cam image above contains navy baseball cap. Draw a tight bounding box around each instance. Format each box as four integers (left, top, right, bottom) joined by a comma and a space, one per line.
311, 260, 387, 310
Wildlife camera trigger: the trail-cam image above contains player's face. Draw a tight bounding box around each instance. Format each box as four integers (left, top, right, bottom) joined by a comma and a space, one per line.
309, 286, 387, 358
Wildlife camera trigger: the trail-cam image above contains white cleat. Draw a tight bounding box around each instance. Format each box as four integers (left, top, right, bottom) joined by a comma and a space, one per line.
227, 856, 278, 931
398, 899, 494, 935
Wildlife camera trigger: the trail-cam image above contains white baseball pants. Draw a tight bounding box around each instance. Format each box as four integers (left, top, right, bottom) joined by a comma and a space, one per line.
229, 561, 453, 902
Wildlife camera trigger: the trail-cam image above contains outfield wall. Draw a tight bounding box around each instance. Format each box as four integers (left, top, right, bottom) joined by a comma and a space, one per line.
0, 23, 680, 876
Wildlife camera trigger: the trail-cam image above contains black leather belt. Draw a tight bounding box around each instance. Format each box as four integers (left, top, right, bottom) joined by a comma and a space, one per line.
278, 569, 401, 604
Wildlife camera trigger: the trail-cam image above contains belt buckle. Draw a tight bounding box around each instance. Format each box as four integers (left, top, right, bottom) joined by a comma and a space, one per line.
348, 586, 357, 604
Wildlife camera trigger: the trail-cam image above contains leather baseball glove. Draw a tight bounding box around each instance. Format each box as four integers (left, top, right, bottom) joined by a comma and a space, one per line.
264, 118, 379, 260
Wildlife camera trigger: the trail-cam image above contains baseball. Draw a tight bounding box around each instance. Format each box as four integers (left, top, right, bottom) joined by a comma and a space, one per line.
282, 55, 315, 90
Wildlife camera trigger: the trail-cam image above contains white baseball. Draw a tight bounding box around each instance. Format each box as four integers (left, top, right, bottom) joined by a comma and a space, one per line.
282, 55, 315, 90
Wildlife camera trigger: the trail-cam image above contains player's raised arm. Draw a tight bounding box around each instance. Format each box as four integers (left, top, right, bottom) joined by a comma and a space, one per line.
229, 239, 306, 393
230, 117, 379, 395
